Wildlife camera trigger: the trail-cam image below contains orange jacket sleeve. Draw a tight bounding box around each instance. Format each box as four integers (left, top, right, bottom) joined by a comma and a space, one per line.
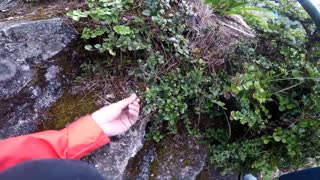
0, 115, 110, 172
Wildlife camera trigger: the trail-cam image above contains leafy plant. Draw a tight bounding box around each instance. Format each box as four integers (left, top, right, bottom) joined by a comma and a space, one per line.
210, 119, 320, 175
68, 0, 320, 177
67, 0, 150, 55
205, 0, 269, 15
205, 0, 246, 13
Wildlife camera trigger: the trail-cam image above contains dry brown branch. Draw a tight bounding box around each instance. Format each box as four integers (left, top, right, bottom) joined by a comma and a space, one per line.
188, 0, 255, 71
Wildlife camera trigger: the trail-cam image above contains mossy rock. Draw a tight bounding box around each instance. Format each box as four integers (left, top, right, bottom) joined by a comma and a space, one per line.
37, 90, 97, 131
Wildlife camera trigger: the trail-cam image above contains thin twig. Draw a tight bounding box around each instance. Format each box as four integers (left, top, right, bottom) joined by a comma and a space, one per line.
273, 81, 303, 94
216, 19, 255, 37
269, 77, 320, 82
95, 93, 111, 105
235, 127, 250, 143
223, 110, 232, 142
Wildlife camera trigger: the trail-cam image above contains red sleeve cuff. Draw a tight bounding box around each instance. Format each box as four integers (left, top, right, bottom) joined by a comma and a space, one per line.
63, 115, 110, 159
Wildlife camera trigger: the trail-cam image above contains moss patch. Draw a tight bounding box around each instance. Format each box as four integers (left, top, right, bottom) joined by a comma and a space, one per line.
125, 142, 155, 178
37, 90, 97, 131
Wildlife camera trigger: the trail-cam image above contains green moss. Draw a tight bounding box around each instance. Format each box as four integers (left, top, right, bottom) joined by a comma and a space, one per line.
149, 137, 173, 179
125, 142, 155, 179
37, 90, 97, 131
150, 158, 159, 180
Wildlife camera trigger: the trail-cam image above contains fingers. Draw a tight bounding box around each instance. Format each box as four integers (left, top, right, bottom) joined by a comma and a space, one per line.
133, 100, 139, 106
128, 109, 139, 121
129, 104, 139, 113
115, 94, 137, 109
128, 99, 140, 121
128, 99, 140, 125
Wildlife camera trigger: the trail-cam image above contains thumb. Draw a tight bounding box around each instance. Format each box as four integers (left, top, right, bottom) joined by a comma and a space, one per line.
115, 94, 137, 109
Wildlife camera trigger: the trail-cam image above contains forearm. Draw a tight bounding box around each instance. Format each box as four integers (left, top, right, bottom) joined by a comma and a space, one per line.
0, 115, 110, 172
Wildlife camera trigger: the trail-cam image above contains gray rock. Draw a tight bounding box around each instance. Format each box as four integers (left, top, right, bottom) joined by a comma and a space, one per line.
134, 146, 155, 179
0, 18, 76, 99
125, 135, 207, 180
0, 0, 18, 11
0, 60, 16, 81
84, 117, 149, 180
154, 136, 207, 180
196, 166, 238, 180
0, 18, 77, 139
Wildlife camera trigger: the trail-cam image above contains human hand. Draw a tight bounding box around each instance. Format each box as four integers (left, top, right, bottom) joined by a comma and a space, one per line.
91, 94, 140, 137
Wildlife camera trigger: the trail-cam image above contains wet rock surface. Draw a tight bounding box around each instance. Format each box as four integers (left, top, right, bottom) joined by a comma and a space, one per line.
0, 18, 77, 139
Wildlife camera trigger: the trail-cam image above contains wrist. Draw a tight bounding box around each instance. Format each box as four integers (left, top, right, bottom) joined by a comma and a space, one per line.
90, 113, 106, 134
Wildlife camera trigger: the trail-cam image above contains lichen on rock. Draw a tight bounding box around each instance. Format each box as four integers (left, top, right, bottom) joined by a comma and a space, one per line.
0, 60, 16, 81
0, 18, 76, 99
0, 18, 77, 139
